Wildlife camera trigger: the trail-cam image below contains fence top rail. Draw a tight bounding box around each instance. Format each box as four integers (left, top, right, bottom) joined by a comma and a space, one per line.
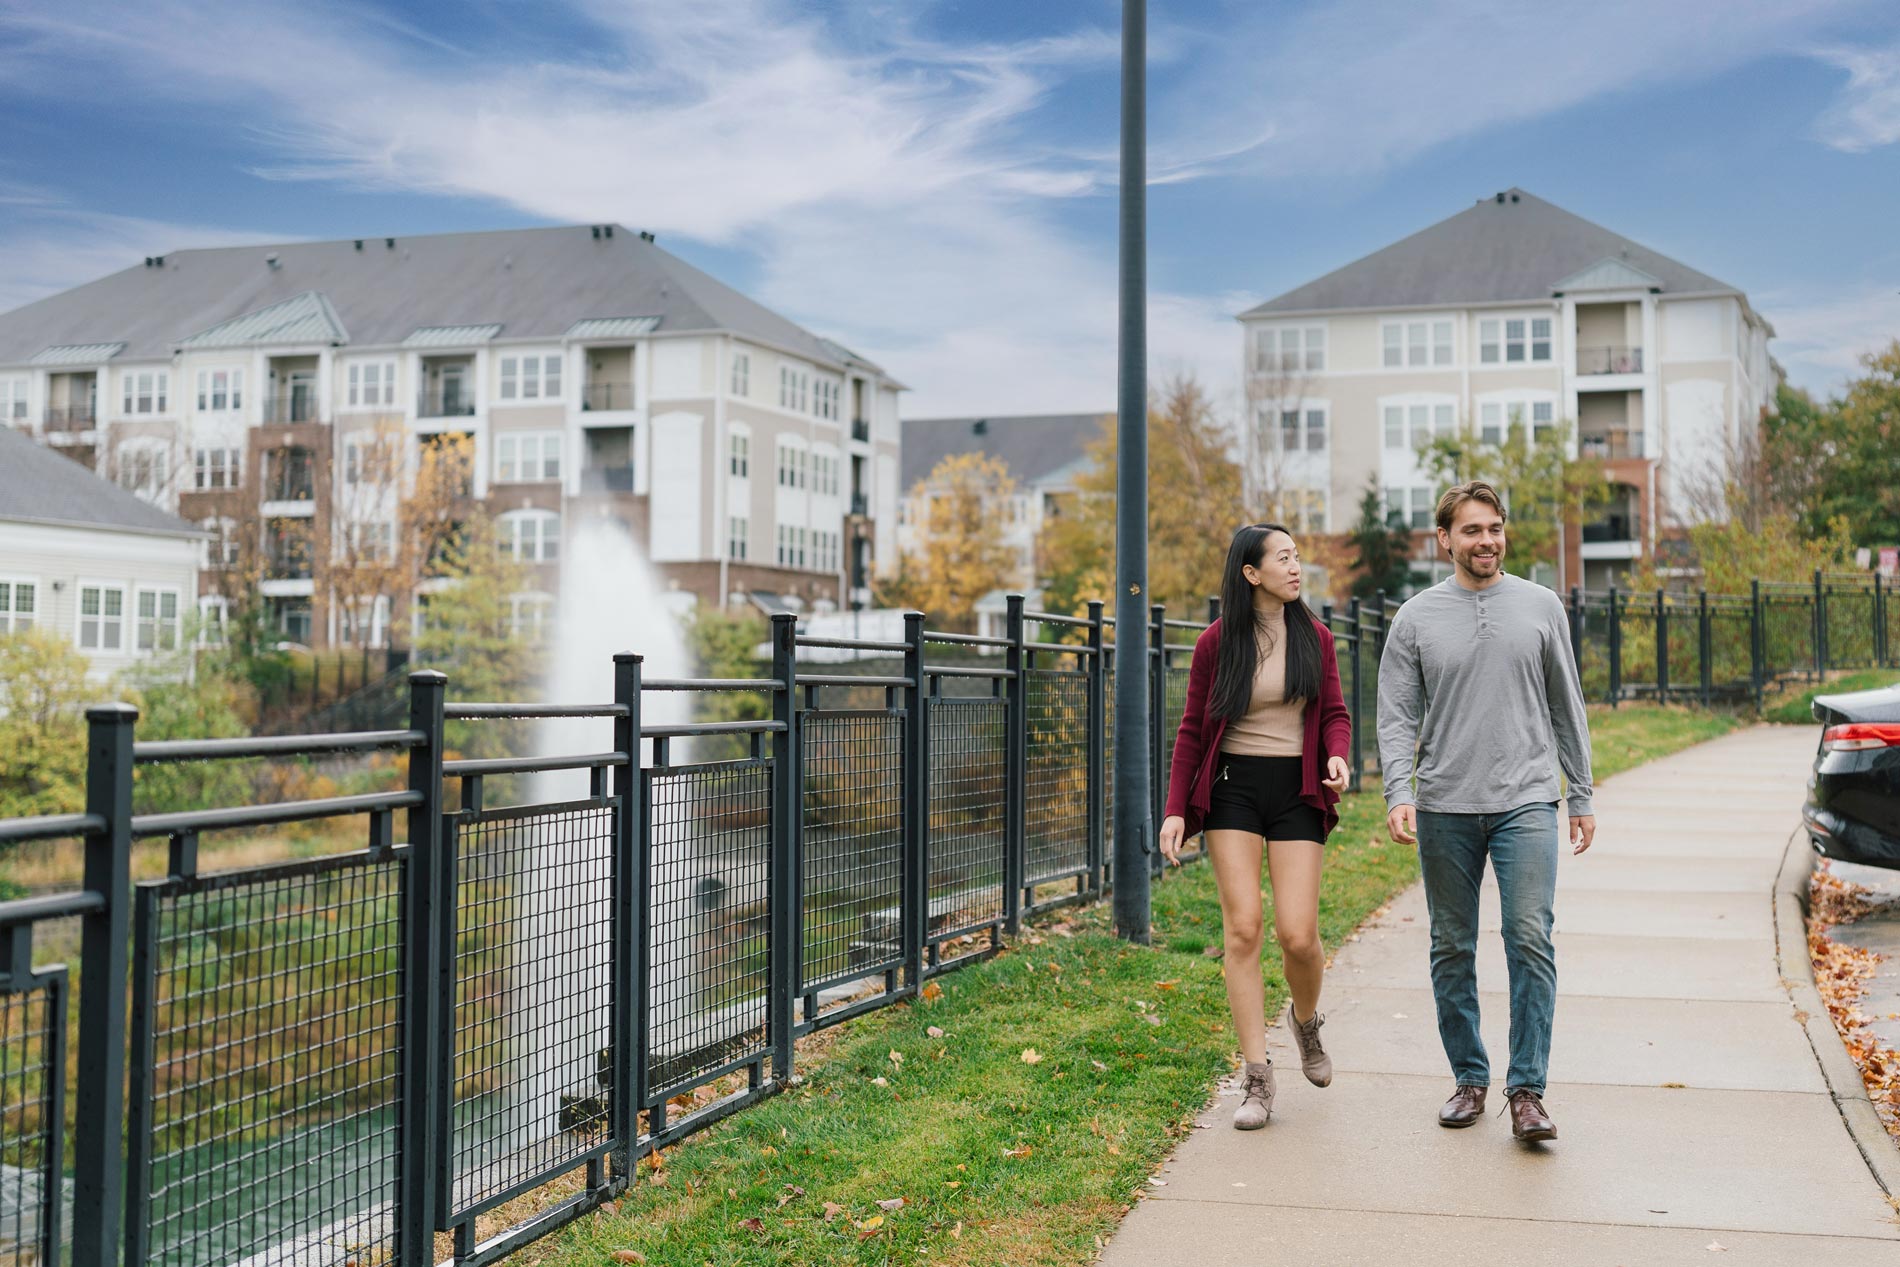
1024, 610, 1092, 629
924, 631, 1012, 649
796, 635, 910, 654
445, 703, 628, 720
642, 677, 785, 693
927, 667, 1013, 683
444, 750, 628, 778
0, 811, 104, 845
1025, 639, 1095, 656
640, 718, 788, 739
1162, 618, 1210, 632
131, 788, 426, 839
0, 888, 107, 929
134, 728, 426, 764
800, 674, 913, 688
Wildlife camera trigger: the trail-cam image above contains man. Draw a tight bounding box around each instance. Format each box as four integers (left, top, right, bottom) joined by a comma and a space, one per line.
1376, 480, 1596, 1143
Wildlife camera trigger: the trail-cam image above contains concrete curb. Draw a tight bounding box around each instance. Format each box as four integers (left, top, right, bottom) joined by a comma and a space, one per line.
1774, 825, 1900, 1199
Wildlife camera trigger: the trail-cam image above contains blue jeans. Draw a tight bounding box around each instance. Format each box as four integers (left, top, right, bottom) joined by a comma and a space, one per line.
1415, 803, 1559, 1096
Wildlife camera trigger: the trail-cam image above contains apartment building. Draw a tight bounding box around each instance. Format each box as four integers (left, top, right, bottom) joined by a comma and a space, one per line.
1239, 188, 1776, 590
897, 412, 1107, 589
0, 424, 202, 680
0, 225, 904, 647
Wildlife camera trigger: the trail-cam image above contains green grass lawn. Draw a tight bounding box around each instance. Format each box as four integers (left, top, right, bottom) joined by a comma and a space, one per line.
507, 702, 1750, 1267
1761, 668, 1900, 725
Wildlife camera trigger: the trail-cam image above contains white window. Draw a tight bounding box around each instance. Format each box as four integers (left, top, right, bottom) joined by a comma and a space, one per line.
1383, 320, 1454, 368
495, 432, 562, 482
197, 596, 228, 648
1479, 315, 1553, 364
348, 521, 395, 562
1409, 487, 1435, 531
813, 379, 841, 420
0, 376, 29, 424
1480, 402, 1504, 446
777, 441, 809, 489
730, 430, 750, 477
202, 517, 241, 568
498, 509, 561, 562
117, 444, 169, 502
193, 447, 241, 489
729, 516, 749, 560
509, 593, 555, 644
194, 369, 244, 412
346, 361, 397, 408
779, 367, 811, 412
121, 370, 169, 415
796, 526, 807, 568
1256, 325, 1326, 373
499, 355, 563, 401
0, 578, 36, 633
1479, 398, 1559, 445
776, 524, 789, 566
1383, 406, 1405, 449
135, 587, 181, 653
809, 451, 841, 496
731, 352, 751, 397
1280, 490, 1326, 534
1277, 408, 1327, 453
78, 584, 126, 651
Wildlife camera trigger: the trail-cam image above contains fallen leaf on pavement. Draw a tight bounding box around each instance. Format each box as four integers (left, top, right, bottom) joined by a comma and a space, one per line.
1148, 1177, 1167, 1187
1706, 1242, 1727, 1252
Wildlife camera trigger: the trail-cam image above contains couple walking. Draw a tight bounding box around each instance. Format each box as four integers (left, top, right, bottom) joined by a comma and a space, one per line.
1158, 480, 1597, 1142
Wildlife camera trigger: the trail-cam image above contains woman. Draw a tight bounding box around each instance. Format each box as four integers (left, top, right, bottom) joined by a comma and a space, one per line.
1159, 523, 1352, 1129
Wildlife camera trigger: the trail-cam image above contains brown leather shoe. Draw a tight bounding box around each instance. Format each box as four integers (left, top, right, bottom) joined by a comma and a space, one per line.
1507, 1089, 1556, 1142
1437, 1084, 1487, 1128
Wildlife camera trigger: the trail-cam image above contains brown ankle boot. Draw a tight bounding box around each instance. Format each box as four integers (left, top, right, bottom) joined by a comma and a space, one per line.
1506, 1089, 1556, 1142
1285, 1003, 1332, 1087
1437, 1084, 1487, 1127
1233, 1061, 1274, 1130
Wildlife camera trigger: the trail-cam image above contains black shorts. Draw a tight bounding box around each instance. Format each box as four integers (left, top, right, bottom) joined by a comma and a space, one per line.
1203, 753, 1326, 842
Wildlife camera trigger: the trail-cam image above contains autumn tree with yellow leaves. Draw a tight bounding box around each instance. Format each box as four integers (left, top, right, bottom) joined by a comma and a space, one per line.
880, 451, 1020, 632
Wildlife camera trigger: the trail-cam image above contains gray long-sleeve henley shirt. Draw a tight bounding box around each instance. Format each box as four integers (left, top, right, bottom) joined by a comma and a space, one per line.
1376, 573, 1595, 817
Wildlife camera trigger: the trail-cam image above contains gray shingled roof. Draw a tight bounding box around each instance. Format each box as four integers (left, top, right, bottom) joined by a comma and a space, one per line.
0, 225, 879, 373
901, 413, 1111, 489
1242, 188, 1740, 318
0, 428, 204, 538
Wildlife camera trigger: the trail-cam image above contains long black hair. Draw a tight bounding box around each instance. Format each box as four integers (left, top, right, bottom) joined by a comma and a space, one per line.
1209, 523, 1323, 722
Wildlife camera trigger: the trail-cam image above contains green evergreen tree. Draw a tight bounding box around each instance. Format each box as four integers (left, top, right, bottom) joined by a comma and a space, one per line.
1346, 481, 1417, 600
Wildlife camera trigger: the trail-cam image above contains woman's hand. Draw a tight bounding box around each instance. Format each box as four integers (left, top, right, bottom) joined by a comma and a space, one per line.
1322, 755, 1349, 794
1158, 815, 1186, 866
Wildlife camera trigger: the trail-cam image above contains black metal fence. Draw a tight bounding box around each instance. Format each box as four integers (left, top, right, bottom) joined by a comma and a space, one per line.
2, 574, 1896, 1265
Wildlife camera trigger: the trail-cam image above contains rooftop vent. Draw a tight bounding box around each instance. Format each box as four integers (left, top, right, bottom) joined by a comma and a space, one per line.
385, 237, 395, 249
639, 230, 656, 243
591, 225, 600, 239
604, 224, 614, 238
266, 253, 281, 270
972, 419, 989, 436
354, 239, 363, 250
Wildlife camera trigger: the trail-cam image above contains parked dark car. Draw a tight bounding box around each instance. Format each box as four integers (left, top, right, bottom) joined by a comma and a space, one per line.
1805, 684, 1900, 869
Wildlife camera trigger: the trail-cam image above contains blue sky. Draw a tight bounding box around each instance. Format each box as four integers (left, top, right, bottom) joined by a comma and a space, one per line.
2, 0, 1897, 417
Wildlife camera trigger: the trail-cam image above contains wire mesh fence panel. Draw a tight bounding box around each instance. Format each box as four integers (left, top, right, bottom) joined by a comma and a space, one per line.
1824, 582, 1877, 670
644, 761, 773, 1104
0, 973, 64, 1264
446, 800, 616, 1220
926, 696, 1008, 939
133, 852, 404, 1267
1662, 594, 1701, 702
1163, 650, 1197, 860
1576, 595, 1616, 702
1100, 660, 1115, 848
1614, 595, 1660, 702
800, 710, 904, 993
1761, 589, 1817, 685
1708, 598, 1759, 699
1023, 667, 1090, 887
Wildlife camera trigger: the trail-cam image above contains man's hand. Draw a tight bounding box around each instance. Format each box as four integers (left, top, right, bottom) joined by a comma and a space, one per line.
1386, 804, 1417, 845
1570, 813, 1597, 856
1159, 815, 1186, 866
1322, 755, 1349, 795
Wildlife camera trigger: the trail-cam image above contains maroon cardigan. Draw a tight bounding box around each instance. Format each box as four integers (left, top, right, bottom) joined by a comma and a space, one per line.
1163, 616, 1353, 840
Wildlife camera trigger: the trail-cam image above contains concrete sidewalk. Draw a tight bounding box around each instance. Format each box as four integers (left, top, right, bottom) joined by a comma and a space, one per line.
1101, 726, 1900, 1266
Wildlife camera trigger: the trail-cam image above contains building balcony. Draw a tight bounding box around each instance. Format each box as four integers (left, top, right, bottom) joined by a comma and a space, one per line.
1579, 510, 1642, 560
43, 406, 96, 433
1580, 430, 1646, 460
850, 418, 871, 443
581, 381, 635, 412
417, 392, 476, 419
1577, 345, 1643, 376
579, 464, 635, 494
262, 393, 321, 424
850, 492, 869, 517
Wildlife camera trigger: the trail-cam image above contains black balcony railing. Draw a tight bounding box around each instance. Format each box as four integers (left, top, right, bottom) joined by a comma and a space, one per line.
417, 392, 476, 418
1581, 513, 1639, 544
850, 492, 869, 517
851, 418, 871, 443
1578, 345, 1644, 375
579, 464, 635, 493
581, 381, 634, 412
43, 405, 96, 432
1580, 430, 1646, 460
11, 572, 1899, 1266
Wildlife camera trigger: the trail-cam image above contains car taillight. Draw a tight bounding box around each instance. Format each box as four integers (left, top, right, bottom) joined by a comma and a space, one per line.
1822, 723, 1900, 752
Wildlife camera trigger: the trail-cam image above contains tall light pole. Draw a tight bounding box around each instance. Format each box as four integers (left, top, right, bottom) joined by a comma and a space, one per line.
1112, 0, 1151, 942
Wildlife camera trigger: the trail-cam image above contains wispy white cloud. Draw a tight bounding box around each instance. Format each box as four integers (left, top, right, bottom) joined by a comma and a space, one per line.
0, 203, 277, 315
1760, 282, 1900, 396
1813, 43, 1900, 150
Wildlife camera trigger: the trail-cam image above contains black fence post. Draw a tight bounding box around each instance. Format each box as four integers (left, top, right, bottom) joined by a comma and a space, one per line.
1751, 579, 1765, 710
1607, 585, 1622, 708
610, 652, 642, 1184
1655, 591, 1670, 702
1207, 596, 1222, 624
398, 670, 445, 1266
1698, 591, 1713, 708
1346, 597, 1364, 792
72, 703, 135, 1267
768, 612, 798, 1084
901, 611, 928, 988
1876, 573, 1889, 667
1003, 594, 1026, 935
1813, 569, 1826, 680
1148, 603, 1166, 877
1568, 586, 1584, 671
1086, 600, 1106, 896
